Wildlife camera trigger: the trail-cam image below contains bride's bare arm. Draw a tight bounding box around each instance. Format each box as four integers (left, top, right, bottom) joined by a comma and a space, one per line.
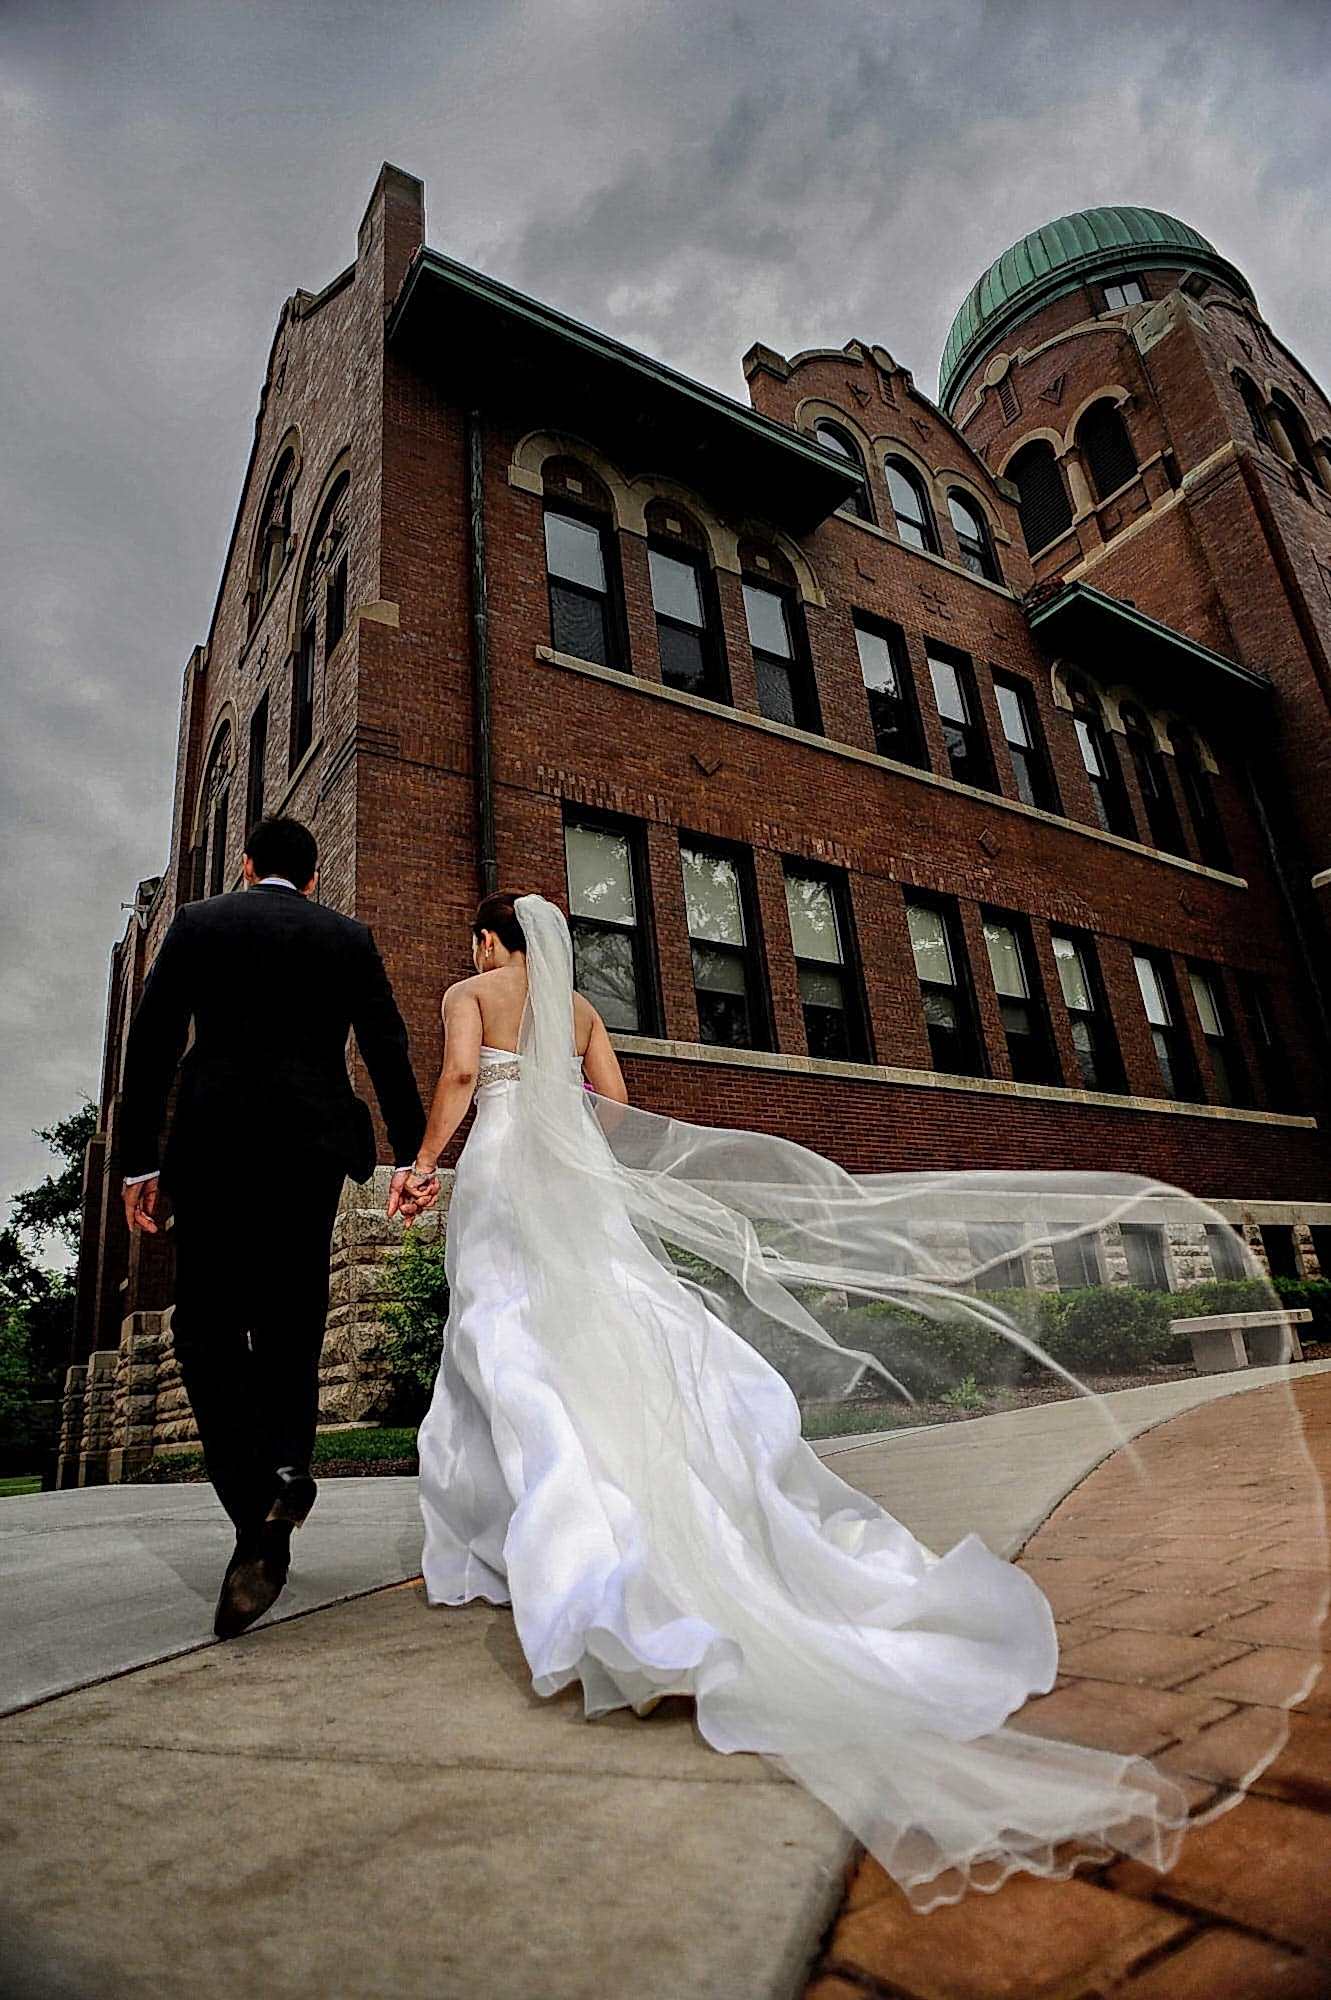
580, 1007, 629, 1107
412, 983, 485, 1174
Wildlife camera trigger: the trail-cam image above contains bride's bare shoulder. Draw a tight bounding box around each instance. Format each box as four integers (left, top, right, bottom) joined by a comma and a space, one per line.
441, 974, 485, 1016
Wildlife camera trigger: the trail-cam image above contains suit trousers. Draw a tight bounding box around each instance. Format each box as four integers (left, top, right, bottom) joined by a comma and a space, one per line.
168, 1161, 347, 1539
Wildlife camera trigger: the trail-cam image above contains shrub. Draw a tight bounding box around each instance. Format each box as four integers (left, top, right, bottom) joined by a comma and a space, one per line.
378, 1230, 451, 1402
1272, 1277, 1331, 1339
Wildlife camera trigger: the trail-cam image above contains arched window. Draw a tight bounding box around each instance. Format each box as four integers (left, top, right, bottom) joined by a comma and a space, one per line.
542, 460, 625, 670
813, 421, 874, 521
1234, 372, 1272, 449
946, 491, 1001, 582
1007, 441, 1072, 555
1269, 390, 1324, 486
199, 725, 233, 899
249, 449, 296, 632
290, 470, 350, 773
1067, 675, 1133, 838
644, 501, 728, 703
1170, 724, 1231, 871
741, 543, 821, 734
884, 459, 939, 554
1076, 399, 1138, 502
1121, 703, 1185, 855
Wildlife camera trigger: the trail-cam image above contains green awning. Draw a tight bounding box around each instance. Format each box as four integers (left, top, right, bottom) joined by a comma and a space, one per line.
1026, 579, 1271, 710
386, 248, 864, 534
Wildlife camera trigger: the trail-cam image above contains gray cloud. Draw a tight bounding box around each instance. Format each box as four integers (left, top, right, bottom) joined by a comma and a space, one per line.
3, 0, 1328, 1235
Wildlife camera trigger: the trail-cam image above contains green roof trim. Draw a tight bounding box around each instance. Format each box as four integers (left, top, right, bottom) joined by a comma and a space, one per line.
386, 247, 865, 532
939, 206, 1253, 411
1026, 580, 1271, 703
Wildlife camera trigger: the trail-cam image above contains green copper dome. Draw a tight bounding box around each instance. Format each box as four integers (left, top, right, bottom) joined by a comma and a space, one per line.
938, 205, 1252, 411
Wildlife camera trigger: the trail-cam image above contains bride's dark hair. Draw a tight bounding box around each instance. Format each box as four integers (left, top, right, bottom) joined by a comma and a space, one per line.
473, 892, 528, 953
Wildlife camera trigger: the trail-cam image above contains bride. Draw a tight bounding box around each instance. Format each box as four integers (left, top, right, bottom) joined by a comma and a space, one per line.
404, 889, 1316, 1912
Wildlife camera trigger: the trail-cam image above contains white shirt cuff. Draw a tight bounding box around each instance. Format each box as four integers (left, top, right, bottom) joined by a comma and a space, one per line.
123, 1170, 159, 1186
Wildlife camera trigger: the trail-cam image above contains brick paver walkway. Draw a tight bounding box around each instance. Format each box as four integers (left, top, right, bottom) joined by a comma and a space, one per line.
804, 1374, 1331, 2000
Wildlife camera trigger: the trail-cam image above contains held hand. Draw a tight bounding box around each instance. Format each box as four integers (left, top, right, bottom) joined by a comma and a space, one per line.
387, 1166, 440, 1228
123, 1177, 162, 1235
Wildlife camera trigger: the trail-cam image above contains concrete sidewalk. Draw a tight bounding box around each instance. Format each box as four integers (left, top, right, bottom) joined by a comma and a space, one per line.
3, 1361, 1327, 2000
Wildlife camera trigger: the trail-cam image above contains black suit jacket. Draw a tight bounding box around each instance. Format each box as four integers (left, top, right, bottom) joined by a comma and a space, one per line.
119, 885, 427, 1188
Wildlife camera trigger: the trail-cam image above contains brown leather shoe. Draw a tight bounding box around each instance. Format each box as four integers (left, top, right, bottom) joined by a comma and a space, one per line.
213, 1541, 288, 1640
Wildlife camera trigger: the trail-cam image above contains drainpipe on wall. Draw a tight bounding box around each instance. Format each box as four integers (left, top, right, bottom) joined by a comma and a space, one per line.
466, 408, 498, 896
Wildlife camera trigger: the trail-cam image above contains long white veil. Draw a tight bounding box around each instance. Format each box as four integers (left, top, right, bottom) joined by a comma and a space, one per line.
501, 892, 1326, 1909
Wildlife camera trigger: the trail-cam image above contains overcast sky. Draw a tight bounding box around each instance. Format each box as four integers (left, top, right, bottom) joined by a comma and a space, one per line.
3, 0, 1330, 1239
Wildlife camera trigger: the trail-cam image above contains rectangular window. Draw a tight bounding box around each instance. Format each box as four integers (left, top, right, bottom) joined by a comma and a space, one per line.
927, 646, 995, 791
1120, 1223, 1170, 1290
993, 674, 1057, 811
1104, 278, 1145, 309
1075, 714, 1134, 837
967, 1224, 1027, 1290
1206, 1222, 1249, 1281
681, 841, 768, 1050
563, 815, 656, 1034
325, 552, 348, 661
1259, 1225, 1300, 1280
1051, 1229, 1102, 1291
743, 579, 821, 734
649, 545, 728, 703
1051, 931, 1123, 1092
245, 695, 269, 832
1134, 950, 1198, 1099
290, 607, 316, 770
982, 911, 1057, 1084
1188, 964, 1247, 1107
906, 896, 985, 1076
545, 507, 619, 668
784, 865, 869, 1063
1239, 974, 1293, 1110
854, 616, 924, 767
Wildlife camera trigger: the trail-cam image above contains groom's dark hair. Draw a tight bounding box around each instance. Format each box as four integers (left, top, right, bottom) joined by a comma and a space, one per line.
245, 816, 317, 885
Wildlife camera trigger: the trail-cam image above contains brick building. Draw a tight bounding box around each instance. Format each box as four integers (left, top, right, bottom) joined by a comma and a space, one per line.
64, 166, 1331, 1481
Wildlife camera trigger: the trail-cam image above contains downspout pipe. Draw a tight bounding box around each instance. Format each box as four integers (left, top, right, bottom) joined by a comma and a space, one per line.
467, 408, 498, 896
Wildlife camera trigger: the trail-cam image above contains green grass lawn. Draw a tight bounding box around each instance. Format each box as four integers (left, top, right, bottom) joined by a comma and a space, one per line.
0, 1475, 42, 1497
139, 1426, 422, 1483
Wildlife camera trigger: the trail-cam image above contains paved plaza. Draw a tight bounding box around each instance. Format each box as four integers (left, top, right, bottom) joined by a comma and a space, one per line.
2, 1363, 1327, 1999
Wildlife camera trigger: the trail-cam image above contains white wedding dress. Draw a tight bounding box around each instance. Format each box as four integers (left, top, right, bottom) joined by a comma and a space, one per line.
416, 896, 1314, 1910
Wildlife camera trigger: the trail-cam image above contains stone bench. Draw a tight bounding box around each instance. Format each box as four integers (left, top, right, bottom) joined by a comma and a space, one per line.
1171, 1308, 1312, 1375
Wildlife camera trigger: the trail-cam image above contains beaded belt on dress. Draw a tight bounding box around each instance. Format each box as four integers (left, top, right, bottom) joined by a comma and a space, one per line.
474, 1059, 523, 1096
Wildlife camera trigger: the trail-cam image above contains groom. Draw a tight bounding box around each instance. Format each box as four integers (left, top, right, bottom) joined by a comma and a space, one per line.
119, 815, 437, 1637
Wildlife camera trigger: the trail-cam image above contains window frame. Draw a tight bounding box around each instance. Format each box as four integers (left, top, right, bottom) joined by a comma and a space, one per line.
1077, 399, 1139, 502
1049, 928, 1124, 1093
1238, 972, 1294, 1111
562, 809, 660, 1038
1133, 949, 1200, 1100
1102, 277, 1146, 310
1187, 961, 1248, 1107
324, 549, 348, 662
1069, 678, 1135, 838
679, 836, 772, 1052
904, 892, 987, 1078
814, 420, 874, 523
946, 490, 1002, 583
993, 671, 1058, 811
1121, 705, 1186, 856
782, 860, 872, 1065
980, 907, 1059, 1086
741, 574, 822, 734
853, 613, 926, 768
544, 499, 627, 672
883, 458, 940, 555
1171, 727, 1231, 872
926, 643, 996, 792
647, 536, 730, 704
1120, 1222, 1172, 1291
